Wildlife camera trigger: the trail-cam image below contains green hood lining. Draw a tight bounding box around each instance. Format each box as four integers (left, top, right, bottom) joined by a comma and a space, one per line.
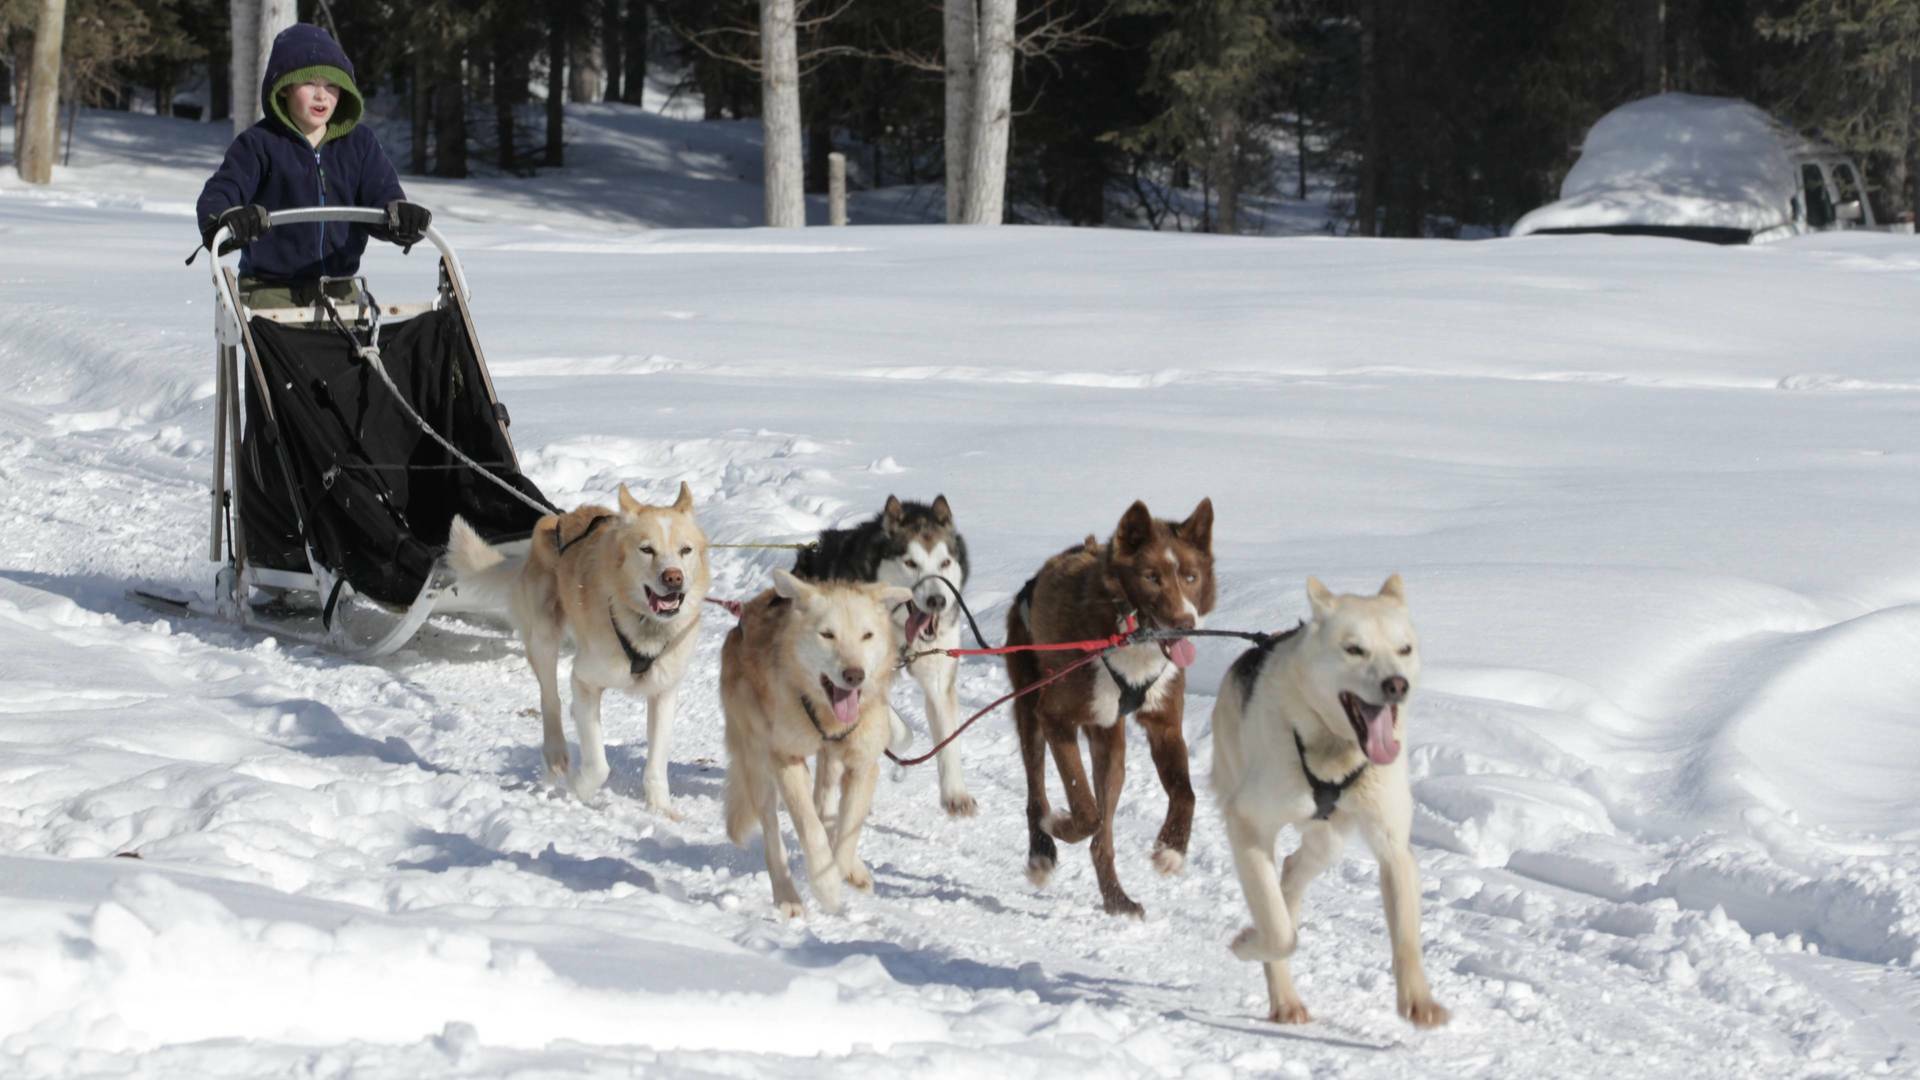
269, 65, 364, 144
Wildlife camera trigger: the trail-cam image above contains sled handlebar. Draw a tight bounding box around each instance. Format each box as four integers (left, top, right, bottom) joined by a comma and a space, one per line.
205, 205, 473, 310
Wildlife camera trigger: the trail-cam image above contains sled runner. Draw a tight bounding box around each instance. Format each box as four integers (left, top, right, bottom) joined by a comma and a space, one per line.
135, 206, 556, 657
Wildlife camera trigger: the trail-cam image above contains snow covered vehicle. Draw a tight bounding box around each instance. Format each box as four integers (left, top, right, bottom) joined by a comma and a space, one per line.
139, 206, 556, 656
1512, 93, 1904, 244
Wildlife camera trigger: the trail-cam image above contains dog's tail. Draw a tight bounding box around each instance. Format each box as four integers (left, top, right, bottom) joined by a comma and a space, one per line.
445, 515, 523, 611
719, 627, 765, 846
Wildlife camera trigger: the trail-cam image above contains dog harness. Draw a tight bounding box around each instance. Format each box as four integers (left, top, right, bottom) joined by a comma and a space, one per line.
609, 608, 695, 678
1100, 655, 1165, 718
799, 695, 856, 742
1293, 731, 1366, 820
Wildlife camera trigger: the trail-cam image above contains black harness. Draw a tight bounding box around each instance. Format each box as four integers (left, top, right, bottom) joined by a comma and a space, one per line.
1100, 655, 1165, 718
800, 694, 856, 742
609, 608, 694, 679
1293, 731, 1367, 821
1228, 623, 1359, 819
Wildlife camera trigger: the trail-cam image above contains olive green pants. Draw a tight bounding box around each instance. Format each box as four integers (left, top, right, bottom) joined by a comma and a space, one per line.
237, 276, 361, 310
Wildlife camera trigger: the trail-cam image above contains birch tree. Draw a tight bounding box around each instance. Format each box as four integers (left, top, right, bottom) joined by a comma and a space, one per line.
229, 0, 292, 135
958, 0, 1013, 224
760, 0, 804, 226
15, 0, 62, 183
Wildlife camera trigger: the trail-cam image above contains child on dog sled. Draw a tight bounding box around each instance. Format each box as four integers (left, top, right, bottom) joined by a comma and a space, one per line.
195, 23, 430, 310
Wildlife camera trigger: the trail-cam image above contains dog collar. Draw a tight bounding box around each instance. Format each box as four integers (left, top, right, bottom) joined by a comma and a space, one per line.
609, 607, 695, 678
1293, 731, 1366, 820
800, 694, 856, 742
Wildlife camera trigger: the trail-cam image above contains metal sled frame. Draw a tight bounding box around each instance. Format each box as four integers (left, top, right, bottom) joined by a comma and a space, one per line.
185, 206, 526, 658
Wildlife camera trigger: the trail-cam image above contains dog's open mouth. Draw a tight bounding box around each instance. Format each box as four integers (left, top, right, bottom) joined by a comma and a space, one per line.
644, 586, 684, 616
1340, 691, 1402, 765
904, 601, 940, 643
819, 676, 862, 730
1158, 637, 1197, 669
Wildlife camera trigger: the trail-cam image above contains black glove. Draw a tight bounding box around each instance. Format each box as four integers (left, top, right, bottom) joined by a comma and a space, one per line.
386, 200, 432, 252
203, 204, 270, 250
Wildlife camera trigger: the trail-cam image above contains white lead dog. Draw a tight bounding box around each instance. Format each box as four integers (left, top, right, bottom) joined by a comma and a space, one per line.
1209, 574, 1450, 1028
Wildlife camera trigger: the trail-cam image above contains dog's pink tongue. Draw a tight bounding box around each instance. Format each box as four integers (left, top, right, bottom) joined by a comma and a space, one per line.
1365, 706, 1401, 765
829, 685, 861, 730
1165, 637, 1197, 669
905, 607, 932, 643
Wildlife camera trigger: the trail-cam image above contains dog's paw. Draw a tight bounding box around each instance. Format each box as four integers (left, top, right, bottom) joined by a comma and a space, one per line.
570, 766, 611, 801
542, 743, 571, 779
1151, 844, 1186, 876
842, 859, 873, 892
776, 899, 806, 920
646, 796, 683, 822
1399, 994, 1451, 1029
1268, 999, 1313, 1025
1230, 925, 1296, 962
1025, 854, 1055, 887
942, 791, 978, 818
810, 874, 844, 915
1102, 892, 1146, 920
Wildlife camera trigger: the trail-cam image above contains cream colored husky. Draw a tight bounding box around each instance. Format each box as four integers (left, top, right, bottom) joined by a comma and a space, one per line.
447, 483, 710, 814
721, 569, 910, 918
1210, 575, 1450, 1028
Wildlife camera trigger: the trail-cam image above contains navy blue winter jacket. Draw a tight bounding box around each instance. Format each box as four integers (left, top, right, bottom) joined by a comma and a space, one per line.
196, 24, 407, 283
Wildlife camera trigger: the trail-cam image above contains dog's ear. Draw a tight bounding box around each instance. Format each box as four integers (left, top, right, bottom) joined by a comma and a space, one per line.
1113, 500, 1154, 554
931, 494, 952, 525
884, 495, 905, 527
672, 481, 695, 513
617, 483, 644, 515
772, 568, 816, 606
1176, 497, 1213, 552
1306, 577, 1337, 619
876, 584, 914, 611
1378, 573, 1405, 602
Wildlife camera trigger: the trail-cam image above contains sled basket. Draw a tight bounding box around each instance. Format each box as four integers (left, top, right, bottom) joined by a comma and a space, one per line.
149, 206, 556, 657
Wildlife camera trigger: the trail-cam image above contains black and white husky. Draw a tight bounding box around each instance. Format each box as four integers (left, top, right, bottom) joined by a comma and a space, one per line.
794, 495, 976, 816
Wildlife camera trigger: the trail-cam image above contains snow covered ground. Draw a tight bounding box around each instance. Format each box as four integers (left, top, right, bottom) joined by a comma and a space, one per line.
1, 101, 1918, 1078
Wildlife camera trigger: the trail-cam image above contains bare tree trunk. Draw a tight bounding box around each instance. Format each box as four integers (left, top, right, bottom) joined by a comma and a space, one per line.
410, 50, 429, 173
1640, 0, 1664, 95
208, 22, 231, 121
494, 37, 518, 172
961, 0, 1014, 225
12, 39, 31, 162
433, 47, 468, 178
622, 0, 648, 105
806, 93, 831, 193
1212, 107, 1240, 234
17, 0, 66, 184
1906, 57, 1920, 227
231, 0, 294, 135
230, 0, 259, 135
546, 5, 566, 165
569, 11, 602, 103
760, 0, 804, 227
942, 0, 977, 222
1354, 0, 1380, 236
603, 0, 622, 102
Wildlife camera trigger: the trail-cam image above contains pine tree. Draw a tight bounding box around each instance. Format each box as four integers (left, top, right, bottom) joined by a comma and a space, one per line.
1762, 0, 1920, 223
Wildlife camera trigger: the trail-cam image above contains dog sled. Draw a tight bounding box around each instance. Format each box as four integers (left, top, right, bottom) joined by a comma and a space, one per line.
134, 206, 556, 657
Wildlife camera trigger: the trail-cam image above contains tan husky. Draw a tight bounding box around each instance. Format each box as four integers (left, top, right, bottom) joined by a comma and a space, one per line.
447, 482, 710, 814
721, 569, 910, 918
1210, 575, 1450, 1028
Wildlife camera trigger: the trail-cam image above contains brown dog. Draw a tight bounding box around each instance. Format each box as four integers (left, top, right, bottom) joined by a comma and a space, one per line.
1005, 498, 1215, 917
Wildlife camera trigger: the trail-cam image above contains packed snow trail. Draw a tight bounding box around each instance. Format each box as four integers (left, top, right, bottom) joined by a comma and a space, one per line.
2, 108, 1918, 1078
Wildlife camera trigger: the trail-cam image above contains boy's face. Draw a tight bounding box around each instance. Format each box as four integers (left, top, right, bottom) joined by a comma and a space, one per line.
286, 80, 338, 131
